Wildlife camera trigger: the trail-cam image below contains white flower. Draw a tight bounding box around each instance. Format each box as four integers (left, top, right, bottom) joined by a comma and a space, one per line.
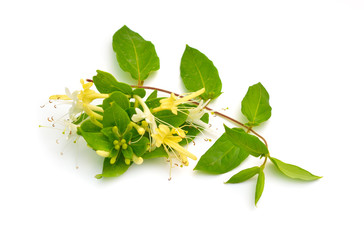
50, 79, 109, 128
131, 108, 146, 122
65, 88, 83, 121
62, 119, 79, 139
133, 95, 159, 148
186, 100, 211, 129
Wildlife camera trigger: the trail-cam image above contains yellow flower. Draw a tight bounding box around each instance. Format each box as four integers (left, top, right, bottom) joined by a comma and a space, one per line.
152, 124, 196, 166
49, 79, 109, 127
153, 88, 205, 115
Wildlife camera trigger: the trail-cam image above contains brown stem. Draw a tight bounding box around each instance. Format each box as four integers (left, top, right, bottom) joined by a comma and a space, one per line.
130, 85, 269, 149
137, 80, 144, 86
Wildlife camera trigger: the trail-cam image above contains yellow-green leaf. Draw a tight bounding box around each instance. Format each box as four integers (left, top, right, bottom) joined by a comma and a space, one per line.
255, 168, 265, 206
93, 70, 133, 95
225, 166, 260, 183
180, 45, 222, 100
113, 25, 160, 81
224, 125, 268, 157
269, 157, 322, 181
241, 82, 272, 126
195, 129, 249, 174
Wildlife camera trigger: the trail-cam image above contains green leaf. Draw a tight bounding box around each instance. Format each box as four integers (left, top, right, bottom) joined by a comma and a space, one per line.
103, 91, 130, 110
225, 166, 260, 183
269, 157, 322, 181
154, 110, 188, 127
95, 154, 131, 179
130, 137, 149, 156
241, 82, 272, 126
79, 119, 101, 132
101, 127, 118, 142
145, 97, 163, 109
79, 129, 113, 151
194, 129, 249, 174
93, 70, 133, 95
255, 168, 265, 206
103, 104, 130, 134
180, 45, 222, 100
224, 125, 268, 157
133, 88, 146, 98
146, 89, 158, 101
113, 25, 160, 81
142, 147, 168, 159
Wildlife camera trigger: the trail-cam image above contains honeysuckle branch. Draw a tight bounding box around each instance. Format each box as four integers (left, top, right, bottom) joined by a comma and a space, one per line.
85, 80, 268, 149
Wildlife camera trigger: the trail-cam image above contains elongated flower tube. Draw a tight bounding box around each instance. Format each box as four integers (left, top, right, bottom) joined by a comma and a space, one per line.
152, 124, 196, 166
49, 79, 109, 127
132, 95, 158, 148
186, 100, 211, 129
153, 88, 205, 115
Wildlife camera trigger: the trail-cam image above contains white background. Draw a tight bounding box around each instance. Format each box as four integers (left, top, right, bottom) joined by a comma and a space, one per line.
1, 0, 364, 239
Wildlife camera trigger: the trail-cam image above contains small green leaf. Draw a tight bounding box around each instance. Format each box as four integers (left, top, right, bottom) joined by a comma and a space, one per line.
80, 119, 101, 132
96, 154, 131, 178
255, 168, 265, 206
122, 146, 133, 160
130, 137, 149, 156
194, 129, 249, 174
269, 157, 322, 181
113, 25, 160, 81
79, 130, 113, 151
180, 45, 222, 100
93, 70, 133, 95
224, 125, 268, 157
146, 90, 158, 101
133, 88, 146, 98
154, 110, 188, 127
101, 127, 118, 142
103, 104, 130, 134
103, 91, 130, 110
225, 166, 260, 183
145, 97, 163, 109
241, 82, 272, 126
142, 147, 168, 159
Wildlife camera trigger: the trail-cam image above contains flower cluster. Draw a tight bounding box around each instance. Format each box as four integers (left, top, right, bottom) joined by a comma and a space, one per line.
46, 76, 211, 179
